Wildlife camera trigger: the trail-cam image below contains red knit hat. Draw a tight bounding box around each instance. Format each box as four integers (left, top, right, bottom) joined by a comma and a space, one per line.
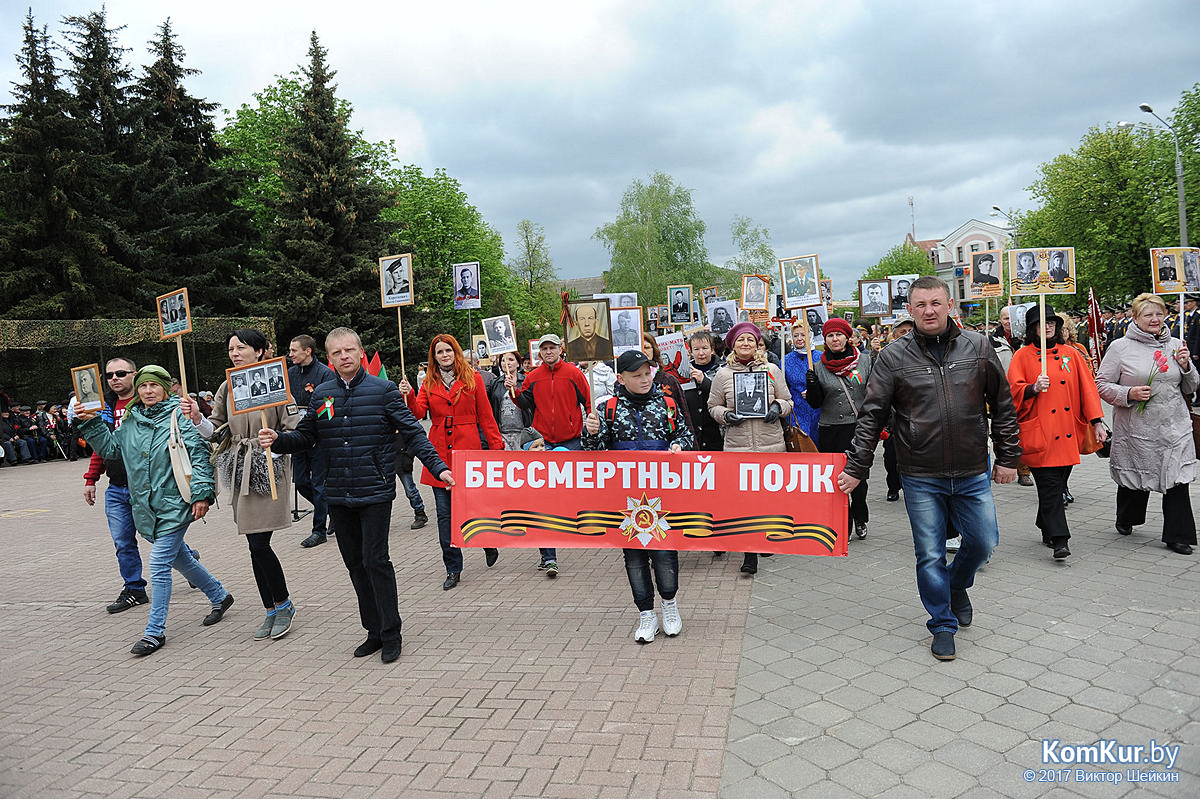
822, 317, 853, 339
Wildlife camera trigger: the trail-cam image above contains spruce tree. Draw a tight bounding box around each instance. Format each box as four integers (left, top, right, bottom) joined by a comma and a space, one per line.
124, 19, 250, 316
259, 32, 392, 347
0, 12, 125, 318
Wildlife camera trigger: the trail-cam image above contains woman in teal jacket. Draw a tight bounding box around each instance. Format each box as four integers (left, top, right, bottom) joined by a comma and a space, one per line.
78, 365, 232, 656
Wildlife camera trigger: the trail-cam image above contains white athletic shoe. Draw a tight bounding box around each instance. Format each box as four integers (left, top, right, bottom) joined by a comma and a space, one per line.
634, 609, 659, 643
946, 536, 961, 552
661, 599, 682, 637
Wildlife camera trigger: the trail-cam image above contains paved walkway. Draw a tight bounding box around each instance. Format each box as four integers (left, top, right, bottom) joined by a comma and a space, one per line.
0, 450, 1195, 798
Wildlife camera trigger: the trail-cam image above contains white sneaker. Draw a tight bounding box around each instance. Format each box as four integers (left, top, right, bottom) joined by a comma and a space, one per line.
634, 609, 659, 643
661, 599, 682, 637
854, 521, 868, 539
946, 536, 961, 552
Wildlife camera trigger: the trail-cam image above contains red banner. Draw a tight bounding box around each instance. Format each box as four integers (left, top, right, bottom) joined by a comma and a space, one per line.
451, 451, 849, 556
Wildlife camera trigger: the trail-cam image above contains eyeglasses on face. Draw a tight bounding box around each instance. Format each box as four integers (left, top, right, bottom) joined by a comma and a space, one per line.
105, 370, 132, 379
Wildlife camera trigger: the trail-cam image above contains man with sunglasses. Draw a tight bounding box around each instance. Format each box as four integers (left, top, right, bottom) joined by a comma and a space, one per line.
83, 358, 150, 613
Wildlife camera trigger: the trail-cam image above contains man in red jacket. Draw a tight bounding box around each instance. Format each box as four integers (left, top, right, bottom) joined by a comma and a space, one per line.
506, 333, 591, 575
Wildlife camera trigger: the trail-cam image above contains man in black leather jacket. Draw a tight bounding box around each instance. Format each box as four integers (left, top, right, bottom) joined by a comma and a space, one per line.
836, 276, 1020, 662
262, 328, 450, 665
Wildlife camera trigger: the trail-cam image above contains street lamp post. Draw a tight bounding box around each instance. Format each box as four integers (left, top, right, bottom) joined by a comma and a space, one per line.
1140, 102, 1189, 248
990, 205, 1019, 247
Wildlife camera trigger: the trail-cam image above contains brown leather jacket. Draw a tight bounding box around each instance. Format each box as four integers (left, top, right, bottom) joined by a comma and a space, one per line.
844, 324, 1021, 479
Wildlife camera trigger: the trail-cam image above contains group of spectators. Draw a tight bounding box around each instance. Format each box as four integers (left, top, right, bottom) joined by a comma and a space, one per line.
1, 395, 89, 465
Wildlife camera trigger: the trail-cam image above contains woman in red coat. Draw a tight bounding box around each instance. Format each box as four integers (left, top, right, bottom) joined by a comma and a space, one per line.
400, 335, 504, 590
1008, 305, 1107, 560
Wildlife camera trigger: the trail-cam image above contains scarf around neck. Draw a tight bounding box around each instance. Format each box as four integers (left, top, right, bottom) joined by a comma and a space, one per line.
823, 347, 860, 379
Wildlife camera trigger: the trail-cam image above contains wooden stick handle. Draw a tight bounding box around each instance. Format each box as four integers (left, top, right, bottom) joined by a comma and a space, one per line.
176, 337, 188, 396
397, 307, 406, 378
262, 409, 277, 501
1039, 297, 1047, 378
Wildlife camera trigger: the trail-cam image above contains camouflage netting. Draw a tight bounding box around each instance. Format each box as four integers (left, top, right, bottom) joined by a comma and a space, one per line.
0, 317, 275, 349
0, 318, 277, 406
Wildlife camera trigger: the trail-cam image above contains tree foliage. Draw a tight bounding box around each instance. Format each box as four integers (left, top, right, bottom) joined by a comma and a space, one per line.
1018, 83, 1200, 306
505, 219, 561, 340
594, 172, 711, 304
726, 215, 776, 286
854, 241, 936, 300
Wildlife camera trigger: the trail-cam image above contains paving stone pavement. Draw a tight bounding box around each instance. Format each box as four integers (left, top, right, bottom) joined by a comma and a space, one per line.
0, 449, 1196, 798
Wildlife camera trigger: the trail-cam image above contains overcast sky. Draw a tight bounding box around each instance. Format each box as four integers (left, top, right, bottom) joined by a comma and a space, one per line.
3, 0, 1197, 299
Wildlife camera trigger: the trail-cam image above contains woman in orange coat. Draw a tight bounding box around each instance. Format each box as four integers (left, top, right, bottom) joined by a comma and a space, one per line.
1008, 305, 1107, 560
401, 335, 504, 590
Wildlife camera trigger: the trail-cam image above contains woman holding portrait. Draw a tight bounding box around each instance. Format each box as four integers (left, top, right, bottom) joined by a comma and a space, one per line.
1095, 293, 1197, 555
1008, 306, 1106, 559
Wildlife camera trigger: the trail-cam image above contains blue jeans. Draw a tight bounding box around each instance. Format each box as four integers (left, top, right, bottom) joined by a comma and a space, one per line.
433, 487, 462, 574
292, 449, 328, 534
899, 471, 999, 634
623, 549, 679, 611
105, 485, 145, 591
398, 470, 425, 514
145, 523, 227, 638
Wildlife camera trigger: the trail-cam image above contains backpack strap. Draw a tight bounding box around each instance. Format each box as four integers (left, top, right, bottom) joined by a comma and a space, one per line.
604, 396, 620, 425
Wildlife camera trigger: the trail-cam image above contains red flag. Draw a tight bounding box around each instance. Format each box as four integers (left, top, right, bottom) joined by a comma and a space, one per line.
1087, 287, 1103, 368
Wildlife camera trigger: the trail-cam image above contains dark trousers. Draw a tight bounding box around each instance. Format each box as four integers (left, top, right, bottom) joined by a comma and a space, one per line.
246, 531, 289, 608
1032, 466, 1071, 543
292, 450, 329, 534
623, 549, 678, 611
883, 434, 901, 494
1117, 484, 1197, 545
328, 502, 401, 644
820, 424, 868, 523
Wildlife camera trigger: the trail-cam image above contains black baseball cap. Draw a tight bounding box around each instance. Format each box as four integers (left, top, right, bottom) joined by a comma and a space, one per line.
616, 351, 651, 373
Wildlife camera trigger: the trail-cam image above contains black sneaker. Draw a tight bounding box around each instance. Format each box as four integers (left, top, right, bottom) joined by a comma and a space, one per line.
106, 588, 149, 614
301, 532, 327, 548
411, 511, 428, 530
202, 593, 234, 626
131, 634, 165, 656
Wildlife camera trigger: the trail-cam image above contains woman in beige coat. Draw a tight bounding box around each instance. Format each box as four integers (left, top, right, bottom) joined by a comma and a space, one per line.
182, 328, 302, 639
708, 322, 793, 574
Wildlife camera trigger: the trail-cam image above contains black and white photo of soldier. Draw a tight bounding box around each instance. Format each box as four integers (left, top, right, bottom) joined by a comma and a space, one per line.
1184, 250, 1200, 289
1158, 252, 1178, 283
268, 365, 285, 392
1048, 250, 1070, 282
453, 262, 481, 310
733, 371, 768, 418
250, 369, 268, 397
669, 286, 693, 324
708, 300, 738, 335
741, 276, 768, 310
971, 254, 999, 285
611, 309, 642, 350
484, 315, 518, 354
381, 255, 413, 306
231, 373, 250, 402
860, 281, 890, 316
805, 305, 829, 346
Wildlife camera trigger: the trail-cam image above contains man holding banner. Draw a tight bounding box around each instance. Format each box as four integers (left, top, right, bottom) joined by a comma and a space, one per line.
836, 276, 1021, 662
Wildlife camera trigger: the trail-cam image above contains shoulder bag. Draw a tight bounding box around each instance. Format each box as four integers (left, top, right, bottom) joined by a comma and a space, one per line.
168, 409, 194, 503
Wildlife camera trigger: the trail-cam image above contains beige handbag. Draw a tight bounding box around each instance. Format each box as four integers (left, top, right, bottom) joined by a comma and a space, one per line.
168, 409, 194, 503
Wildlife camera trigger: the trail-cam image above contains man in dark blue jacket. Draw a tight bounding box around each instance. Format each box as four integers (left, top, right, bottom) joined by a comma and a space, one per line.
262, 328, 451, 664
287, 335, 337, 548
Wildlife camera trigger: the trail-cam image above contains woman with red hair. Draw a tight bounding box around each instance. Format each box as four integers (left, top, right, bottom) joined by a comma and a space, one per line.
400, 335, 504, 589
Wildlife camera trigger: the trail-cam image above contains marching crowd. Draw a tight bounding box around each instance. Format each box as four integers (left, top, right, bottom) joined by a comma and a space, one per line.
19, 277, 1200, 664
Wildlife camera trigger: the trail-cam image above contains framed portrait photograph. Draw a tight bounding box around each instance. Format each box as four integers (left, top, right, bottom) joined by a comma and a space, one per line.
859, 280, 892, 317
740, 275, 770, 311
646, 305, 660, 335
667, 285, 693, 325
226, 356, 292, 416
528, 340, 541, 368
888, 273, 919, 311
483, 314, 518, 356
565, 298, 614, 362
156, 288, 192, 340
819, 278, 833, 306
594, 292, 638, 309
379, 253, 414, 308
966, 253, 1002, 299
803, 305, 829, 347
701, 285, 719, 313
733, 371, 769, 419
610, 306, 643, 355
707, 299, 739, 335
1008, 247, 1076, 296
71, 363, 104, 411
471, 334, 492, 367
452, 261, 482, 310
1151, 247, 1200, 293
779, 254, 821, 309
772, 293, 793, 320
